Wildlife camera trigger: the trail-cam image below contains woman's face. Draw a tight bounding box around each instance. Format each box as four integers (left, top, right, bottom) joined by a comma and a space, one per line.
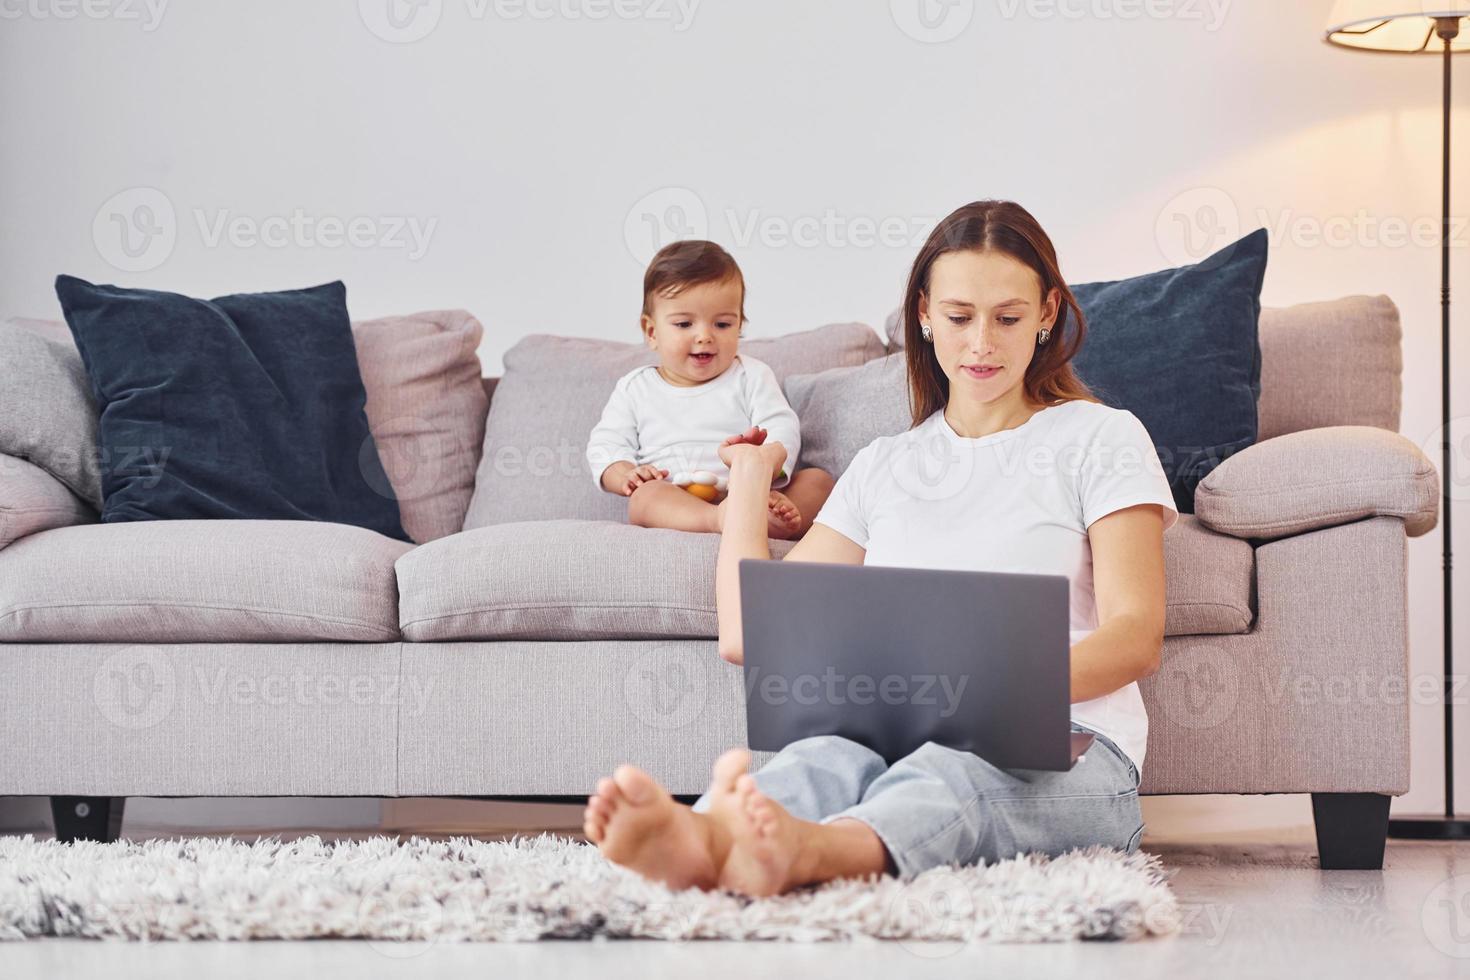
919, 248, 1059, 407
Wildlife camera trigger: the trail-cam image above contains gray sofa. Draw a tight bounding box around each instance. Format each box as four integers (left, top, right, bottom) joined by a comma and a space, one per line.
0, 297, 1440, 870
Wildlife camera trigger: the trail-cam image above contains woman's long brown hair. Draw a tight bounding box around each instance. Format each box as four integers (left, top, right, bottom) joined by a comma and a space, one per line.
902, 200, 1098, 427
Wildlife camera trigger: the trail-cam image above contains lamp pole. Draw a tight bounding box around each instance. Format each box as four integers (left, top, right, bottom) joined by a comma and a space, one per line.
1388, 15, 1468, 840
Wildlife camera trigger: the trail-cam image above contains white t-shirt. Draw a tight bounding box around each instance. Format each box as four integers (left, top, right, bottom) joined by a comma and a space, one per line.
586, 354, 802, 490
811, 399, 1179, 775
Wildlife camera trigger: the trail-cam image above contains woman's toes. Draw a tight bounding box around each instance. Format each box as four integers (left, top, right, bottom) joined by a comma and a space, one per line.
711, 748, 751, 790
751, 796, 779, 835
583, 810, 605, 842
612, 764, 660, 806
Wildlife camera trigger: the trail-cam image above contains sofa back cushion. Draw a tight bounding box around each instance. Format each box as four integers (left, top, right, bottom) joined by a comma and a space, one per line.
351, 310, 488, 542
0, 453, 97, 550
1257, 295, 1401, 440
55, 276, 409, 540
5, 309, 488, 543
0, 318, 104, 505
783, 353, 909, 480
1067, 230, 1267, 515
462, 323, 885, 528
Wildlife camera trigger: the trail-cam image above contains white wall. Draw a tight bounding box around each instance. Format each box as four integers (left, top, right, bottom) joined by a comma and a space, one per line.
1, 0, 1467, 832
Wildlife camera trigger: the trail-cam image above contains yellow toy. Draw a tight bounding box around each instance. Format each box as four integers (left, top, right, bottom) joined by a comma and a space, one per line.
670, 470, 728, 502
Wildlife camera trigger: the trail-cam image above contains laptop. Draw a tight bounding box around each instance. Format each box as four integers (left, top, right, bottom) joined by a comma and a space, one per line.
738, 558, 1094, 771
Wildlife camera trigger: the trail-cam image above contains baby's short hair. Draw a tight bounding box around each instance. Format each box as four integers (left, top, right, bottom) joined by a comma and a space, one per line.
641, 240, 746, 322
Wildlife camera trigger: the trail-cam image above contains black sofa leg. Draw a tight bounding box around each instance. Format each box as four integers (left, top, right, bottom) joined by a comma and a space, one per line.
1311, 792, 1390, 870
49, 796, 126, 843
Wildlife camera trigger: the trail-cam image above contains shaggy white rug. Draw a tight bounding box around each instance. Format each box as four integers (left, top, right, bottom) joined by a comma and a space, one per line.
0, 834, 1180, 943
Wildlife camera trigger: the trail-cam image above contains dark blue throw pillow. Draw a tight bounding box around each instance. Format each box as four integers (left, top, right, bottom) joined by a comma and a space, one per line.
1071, 229, 1268, 515
54, 276, 409, 541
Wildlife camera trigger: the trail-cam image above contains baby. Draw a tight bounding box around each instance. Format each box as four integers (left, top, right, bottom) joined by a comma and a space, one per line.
587, 240, 833, 540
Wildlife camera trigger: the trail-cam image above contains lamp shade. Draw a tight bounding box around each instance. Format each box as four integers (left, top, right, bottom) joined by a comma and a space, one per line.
1325, 3, 1470, 51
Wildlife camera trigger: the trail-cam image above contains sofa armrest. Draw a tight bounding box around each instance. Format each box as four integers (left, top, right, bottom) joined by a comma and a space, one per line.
0, 453, 96, 551
1193, 425, 1439, 542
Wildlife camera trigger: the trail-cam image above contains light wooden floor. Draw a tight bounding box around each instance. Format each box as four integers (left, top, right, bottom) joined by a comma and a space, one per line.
1, 824, 1466, 979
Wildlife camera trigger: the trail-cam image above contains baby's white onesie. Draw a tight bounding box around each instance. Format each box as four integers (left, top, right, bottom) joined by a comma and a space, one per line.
586, 355, 801, 490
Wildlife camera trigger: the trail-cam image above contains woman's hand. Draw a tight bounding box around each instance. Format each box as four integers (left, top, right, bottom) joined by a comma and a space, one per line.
719, 425, 767, 457
720, 427, 786, 476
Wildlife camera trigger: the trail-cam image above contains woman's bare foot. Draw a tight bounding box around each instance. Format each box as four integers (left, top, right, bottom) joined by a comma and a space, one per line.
716, 769, 814, 897
767, 491, 802, 540
583, 750, 748, 891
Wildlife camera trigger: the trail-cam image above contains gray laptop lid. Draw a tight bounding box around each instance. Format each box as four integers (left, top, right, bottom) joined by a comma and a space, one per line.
738, 559, 1092, 771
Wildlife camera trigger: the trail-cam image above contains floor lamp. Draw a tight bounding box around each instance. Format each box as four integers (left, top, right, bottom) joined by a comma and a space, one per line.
1325, 3, 1469, 839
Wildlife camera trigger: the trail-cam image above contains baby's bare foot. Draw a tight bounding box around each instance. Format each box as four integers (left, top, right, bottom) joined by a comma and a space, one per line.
766, 491, 802, 540
583, 764, 717, 891
716, 771, 811, 897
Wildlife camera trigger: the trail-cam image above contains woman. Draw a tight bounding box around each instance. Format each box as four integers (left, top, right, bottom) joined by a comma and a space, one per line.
583, 200, 1179, 896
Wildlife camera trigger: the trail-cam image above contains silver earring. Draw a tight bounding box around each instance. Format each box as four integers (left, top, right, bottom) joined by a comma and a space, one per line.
920, 323, 933, 342
1037, 328, 1051, 345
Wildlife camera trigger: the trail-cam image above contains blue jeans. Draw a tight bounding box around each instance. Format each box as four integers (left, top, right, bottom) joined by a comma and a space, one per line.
695, 723, 1144, 877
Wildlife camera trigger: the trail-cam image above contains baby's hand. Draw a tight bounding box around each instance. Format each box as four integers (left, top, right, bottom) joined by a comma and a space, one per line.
721, 426, 768, 451
621, 464, 668, 496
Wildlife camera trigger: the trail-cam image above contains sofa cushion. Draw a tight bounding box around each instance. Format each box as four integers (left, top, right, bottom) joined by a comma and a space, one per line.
395, 520, 796, 641
1257, 295, 1402, 440
1067, 230, 1267, 517
351, 310, 488, 543
461, 323, 886, 529
1195, 425, 1438, 542
54, 277, 409, 540
1162, 515, 1255, 635
395, 516, 1249, 642
0, 454, 96, 551
6, 312, 493, 541
0, 520, 412, 642
783, 353, 910, 479
0, 318, 103, 505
